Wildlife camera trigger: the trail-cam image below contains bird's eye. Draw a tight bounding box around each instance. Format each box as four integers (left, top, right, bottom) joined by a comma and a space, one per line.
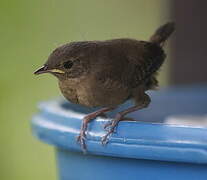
63, 60, 73, 69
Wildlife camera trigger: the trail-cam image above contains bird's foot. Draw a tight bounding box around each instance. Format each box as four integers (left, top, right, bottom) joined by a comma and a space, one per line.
76, 107, 114, 153
102, 99, 150, 146
101, 126, 116, 146
76, 116, 89, 153
102, 116, 139, 145
76, 132, 87, 153
77, 113, 107, 153
102, 114, 132, 145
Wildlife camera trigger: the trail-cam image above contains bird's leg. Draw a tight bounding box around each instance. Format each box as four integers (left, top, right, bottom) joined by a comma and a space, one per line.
102, 93, 150, 145
77, 107, 114, 152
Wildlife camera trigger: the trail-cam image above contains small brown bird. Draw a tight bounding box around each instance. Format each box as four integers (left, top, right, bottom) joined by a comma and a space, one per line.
34, 22, 175, 151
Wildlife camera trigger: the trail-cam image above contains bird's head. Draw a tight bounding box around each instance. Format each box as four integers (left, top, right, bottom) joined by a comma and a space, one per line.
34, 41, 96, 79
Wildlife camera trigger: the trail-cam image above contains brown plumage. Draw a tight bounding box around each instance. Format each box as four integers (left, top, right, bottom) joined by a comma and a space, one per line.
34, 22, 175, 152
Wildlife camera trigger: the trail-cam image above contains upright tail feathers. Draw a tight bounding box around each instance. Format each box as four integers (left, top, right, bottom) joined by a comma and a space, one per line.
150, 22, 175, 46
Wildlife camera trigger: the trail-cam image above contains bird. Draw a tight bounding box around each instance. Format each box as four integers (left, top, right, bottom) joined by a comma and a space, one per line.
34, 22, 175, 152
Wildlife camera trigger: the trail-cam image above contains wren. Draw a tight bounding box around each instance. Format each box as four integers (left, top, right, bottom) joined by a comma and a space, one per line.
34, 22, 175, 152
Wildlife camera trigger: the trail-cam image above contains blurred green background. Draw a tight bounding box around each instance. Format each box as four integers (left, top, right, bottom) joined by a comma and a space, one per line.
0, 0, 171, 179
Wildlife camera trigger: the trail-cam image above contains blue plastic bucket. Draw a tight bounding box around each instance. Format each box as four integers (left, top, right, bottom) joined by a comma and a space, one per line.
32, 85, 207, 180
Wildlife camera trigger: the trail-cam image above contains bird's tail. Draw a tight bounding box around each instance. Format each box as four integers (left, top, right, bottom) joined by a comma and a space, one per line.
150, 22, 175, 46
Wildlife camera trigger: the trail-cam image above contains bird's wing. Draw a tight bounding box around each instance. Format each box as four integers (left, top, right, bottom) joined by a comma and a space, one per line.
93, 40, 165, 89
127, 42, 166, 88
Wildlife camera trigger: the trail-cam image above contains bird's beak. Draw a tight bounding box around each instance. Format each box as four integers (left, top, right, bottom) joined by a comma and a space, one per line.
34, 65, 65, 75
34, 65, 48, 75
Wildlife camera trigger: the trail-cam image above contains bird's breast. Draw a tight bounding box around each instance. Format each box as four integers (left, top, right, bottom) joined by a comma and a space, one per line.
58, 77, 130, 108
58, 79, 79, 104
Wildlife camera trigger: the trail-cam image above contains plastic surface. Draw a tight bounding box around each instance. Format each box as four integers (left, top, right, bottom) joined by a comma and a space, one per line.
56, 149, 207, 180
32, 85, 207, 164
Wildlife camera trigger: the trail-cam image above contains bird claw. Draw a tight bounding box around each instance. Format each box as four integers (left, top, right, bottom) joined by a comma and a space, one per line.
102, 115, 137, 145
101, 121, 118, 146
102, 130, 116, 146
77, 133, 87, 153
76, 107, 114, 153
101, 136, 108, 146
